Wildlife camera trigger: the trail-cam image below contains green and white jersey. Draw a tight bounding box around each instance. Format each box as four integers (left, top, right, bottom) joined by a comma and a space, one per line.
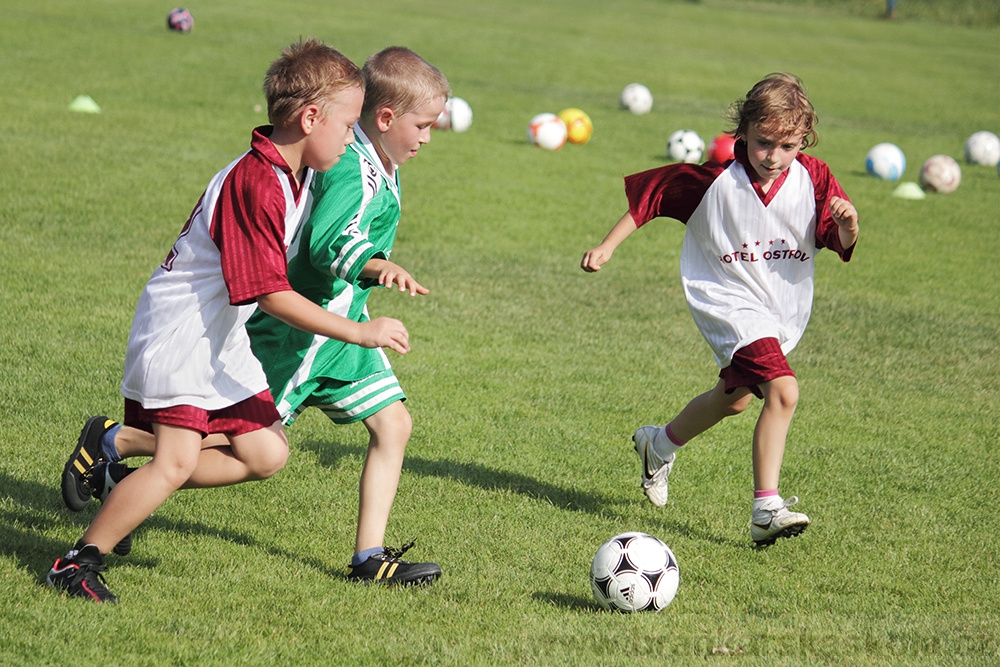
246, 125, 402, 419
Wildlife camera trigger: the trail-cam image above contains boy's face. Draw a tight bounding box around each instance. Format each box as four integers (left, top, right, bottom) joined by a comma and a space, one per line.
305, 84, 364, 172
742, 124, 805, 189
377, 95, 446, 169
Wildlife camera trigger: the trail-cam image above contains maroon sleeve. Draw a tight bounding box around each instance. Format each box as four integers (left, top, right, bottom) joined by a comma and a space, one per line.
212, 154, 293, 305
624, 162, 724, 227
798, 153, 856, 262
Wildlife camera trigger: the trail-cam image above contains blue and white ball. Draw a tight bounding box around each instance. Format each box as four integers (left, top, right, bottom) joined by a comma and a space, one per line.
865, 143, 906, 181
167, 7, 193, 32
590, 532, 679, 613
964, 131, 1000, 166
667, 129, 705, 163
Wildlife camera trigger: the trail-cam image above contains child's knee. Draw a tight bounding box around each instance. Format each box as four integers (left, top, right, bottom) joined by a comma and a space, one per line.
251, 442, 289, 479
725, 392, 754, 416
765, 377, 799, 411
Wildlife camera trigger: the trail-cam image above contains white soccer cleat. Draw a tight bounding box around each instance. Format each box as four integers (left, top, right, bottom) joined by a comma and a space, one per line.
632, 426, 675, 507
750, 495, 810, 546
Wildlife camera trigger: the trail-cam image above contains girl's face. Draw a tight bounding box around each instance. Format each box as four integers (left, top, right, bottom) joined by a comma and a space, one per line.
742, 124, 805, 190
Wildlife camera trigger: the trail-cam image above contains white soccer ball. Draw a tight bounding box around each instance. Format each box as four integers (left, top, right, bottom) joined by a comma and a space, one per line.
433, 97, 473, 133
590, 532, 679, 613
620, 83, 653, 115
919, 154, 962, 194
964, 131, 1000, 166
666, 129, 705, 163
527, 113, 567, 151
865, 143, 906, 181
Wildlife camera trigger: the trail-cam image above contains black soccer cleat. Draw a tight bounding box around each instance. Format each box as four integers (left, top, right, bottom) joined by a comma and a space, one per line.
46, 544, 117, 603
87, 462, 135, 556
62, 416, 117, 512
346, 541, 441, 587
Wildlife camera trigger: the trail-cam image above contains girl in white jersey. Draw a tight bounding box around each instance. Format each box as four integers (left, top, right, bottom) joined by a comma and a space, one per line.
582, 73, 859, 546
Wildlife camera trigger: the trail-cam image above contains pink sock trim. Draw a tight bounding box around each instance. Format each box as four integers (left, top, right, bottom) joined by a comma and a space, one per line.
664, 423, 686, 447
754, 489, 779, 499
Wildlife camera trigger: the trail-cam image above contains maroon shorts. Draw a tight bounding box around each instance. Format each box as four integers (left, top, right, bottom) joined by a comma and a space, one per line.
719, 337, 796, 399
124, 390, 281, 438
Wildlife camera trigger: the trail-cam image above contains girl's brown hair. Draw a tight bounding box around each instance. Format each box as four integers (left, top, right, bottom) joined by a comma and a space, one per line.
726, 73, 819, 149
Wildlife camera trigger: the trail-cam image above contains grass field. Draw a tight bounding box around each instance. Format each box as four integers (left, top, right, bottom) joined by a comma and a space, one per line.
1, 1, 998, 665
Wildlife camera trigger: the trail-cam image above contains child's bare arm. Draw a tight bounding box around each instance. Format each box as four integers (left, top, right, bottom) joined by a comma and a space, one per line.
256, 290, 410, 354
581, 211, 640, 272
829, 196, 859, 249
361, 259, 430, 296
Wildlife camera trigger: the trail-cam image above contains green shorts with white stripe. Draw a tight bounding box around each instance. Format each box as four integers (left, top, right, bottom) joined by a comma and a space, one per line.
282, 368, 406, 425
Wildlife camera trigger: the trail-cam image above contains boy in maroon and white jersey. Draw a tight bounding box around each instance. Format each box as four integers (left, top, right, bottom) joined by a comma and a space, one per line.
47, 40, 410, 603
582, 73, 859, 546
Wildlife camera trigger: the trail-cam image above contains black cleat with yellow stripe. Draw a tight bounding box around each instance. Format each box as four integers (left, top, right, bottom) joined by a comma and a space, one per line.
62, 416, 117, 512
347, 542, 441, 586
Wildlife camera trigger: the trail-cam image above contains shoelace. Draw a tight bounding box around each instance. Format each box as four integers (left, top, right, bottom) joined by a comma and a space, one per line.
763, 496, 799, 519
382, 540, 416, 561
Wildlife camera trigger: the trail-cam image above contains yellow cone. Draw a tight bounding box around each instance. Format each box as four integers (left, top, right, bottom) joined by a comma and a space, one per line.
69, 95, 101, 113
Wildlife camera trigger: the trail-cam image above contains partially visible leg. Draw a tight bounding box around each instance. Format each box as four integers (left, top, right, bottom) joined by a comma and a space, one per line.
669, 379, 754, 444
355, 401, 410, 553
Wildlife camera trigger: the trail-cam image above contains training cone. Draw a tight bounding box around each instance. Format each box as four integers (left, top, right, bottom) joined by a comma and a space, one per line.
68, 95, 101, 113
892, 181, 926, 200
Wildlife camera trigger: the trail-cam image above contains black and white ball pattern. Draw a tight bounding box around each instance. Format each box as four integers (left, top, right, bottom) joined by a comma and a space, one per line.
590, 532, 679, 613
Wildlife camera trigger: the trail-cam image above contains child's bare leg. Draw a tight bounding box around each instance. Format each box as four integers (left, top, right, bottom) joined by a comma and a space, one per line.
669, 379, 754, 443
116, 425, 228, 458
81, 424, 203, 554
182, 421, 288, 488
355, 401, 410, 553
752, 375, 799, 490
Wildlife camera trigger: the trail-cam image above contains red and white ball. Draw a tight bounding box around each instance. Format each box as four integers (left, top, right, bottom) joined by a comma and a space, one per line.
919, 155, 962, 194
527, 113, 567, 151
167, 7, 193, 33
432, 97, 473, 133
708, 133, 736, 163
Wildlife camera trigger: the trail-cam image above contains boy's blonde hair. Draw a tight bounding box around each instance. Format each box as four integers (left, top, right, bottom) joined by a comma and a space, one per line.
726, 73, 819, 149
361, 47, 450, 120
263, 39, 364, 129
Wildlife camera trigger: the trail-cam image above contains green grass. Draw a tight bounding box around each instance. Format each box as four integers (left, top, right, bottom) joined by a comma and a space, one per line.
1, 0, 998, 664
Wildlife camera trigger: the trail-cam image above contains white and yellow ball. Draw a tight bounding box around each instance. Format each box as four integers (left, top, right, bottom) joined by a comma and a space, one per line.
558, 108, 593, 145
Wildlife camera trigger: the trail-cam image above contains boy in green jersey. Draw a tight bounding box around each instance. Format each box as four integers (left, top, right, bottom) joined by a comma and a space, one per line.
62, 47, 449, 586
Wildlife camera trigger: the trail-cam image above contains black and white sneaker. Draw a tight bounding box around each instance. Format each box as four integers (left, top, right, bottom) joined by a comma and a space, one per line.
87, 462, 135, 556
62, 416, 117, 512
46, 544, 117, 603
346, 542, 441, 586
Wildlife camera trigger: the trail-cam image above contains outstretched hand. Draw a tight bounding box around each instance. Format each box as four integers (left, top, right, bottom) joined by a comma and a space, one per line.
370, 260, 430, 296
581, 244, 613, 272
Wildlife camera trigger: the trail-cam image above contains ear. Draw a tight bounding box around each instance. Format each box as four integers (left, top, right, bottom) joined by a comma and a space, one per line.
299, 104, 323, 135
374, 107, 395, 133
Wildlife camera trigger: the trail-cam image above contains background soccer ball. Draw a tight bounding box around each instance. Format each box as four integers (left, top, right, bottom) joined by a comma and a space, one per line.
667, 129, 705, 163
919, 154, 962, 193
865, 143, 906, 181
964, 131, 1000, 166
432, 97, 473, 133
619, 83, 653, 115
708, 133, 736, 163
527, 113, 567, 150
590, 532, 679, 613
558, 108, 593, 145
167, 7, 193, 33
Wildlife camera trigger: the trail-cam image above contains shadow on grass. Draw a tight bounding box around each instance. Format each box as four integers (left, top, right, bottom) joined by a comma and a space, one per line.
532, 590, 602, 612
298, 439, 616, 516
0, 472, 344, 584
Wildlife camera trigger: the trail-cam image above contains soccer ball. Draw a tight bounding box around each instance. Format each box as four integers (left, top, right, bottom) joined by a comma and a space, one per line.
667, 130, 705, 163
558, 108, 593, 145
432, 97, 473, 133
964, 131, 1000, 166
167, 7, 193, 33
919, 154, 962, 193
619, 83, 653, 115
590, 532, 679, 613
865, 143, 906, 181
527, 113, 567, 151
708, 133, 736, 163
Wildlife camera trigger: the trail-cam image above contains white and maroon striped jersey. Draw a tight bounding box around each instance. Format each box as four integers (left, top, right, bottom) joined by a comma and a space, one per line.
121, 127, 313, 410
625, 142, 854, 367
